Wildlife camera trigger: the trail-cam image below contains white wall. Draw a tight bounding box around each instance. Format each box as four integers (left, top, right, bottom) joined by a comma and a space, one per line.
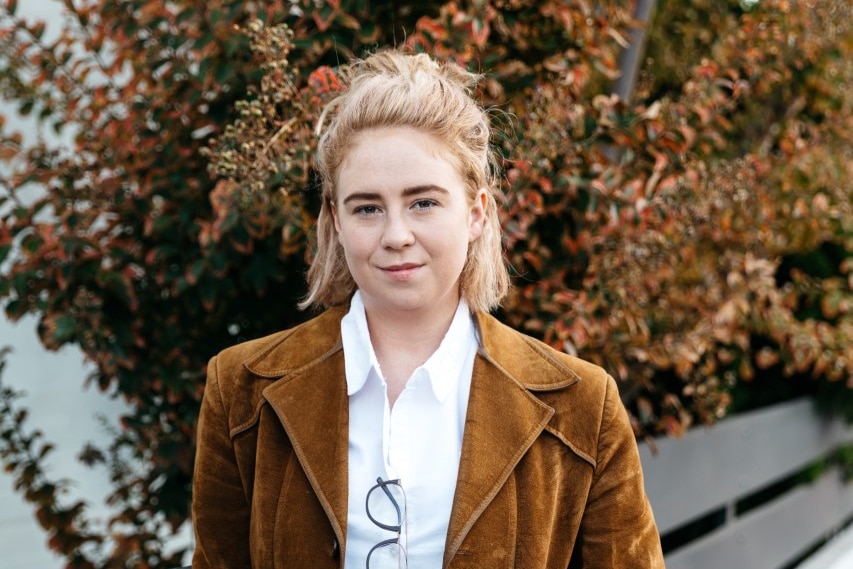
1, 2, 148, 567
0, 316, 126, 569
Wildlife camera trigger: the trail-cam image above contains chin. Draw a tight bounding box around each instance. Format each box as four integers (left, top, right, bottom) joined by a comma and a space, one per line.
386, 297, 432, 313
361, 285, 460, 315
376, 293, 437, 315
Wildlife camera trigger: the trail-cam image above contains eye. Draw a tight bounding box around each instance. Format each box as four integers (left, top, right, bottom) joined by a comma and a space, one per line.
353, 204, 381, 216
412, 199, 437, 211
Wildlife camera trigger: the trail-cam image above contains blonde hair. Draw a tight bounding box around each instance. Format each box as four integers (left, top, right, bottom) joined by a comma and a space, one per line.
300, 49, 510, 312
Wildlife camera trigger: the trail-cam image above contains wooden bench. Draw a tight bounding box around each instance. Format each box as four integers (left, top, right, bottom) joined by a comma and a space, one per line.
639, 398, 853, 568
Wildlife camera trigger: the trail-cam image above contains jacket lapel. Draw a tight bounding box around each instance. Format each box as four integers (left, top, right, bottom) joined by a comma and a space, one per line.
444, 350, 555, 563
260, 347, 350, 551
242, 307, 578, 566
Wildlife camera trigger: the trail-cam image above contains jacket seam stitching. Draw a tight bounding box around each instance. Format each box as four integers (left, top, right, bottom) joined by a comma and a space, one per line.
544, 425, 597, 468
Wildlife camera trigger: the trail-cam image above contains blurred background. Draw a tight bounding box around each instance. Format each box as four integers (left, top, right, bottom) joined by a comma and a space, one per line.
1, 0, 850, 567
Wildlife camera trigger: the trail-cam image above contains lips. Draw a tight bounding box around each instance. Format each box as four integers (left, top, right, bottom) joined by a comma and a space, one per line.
381, 262, 422, 281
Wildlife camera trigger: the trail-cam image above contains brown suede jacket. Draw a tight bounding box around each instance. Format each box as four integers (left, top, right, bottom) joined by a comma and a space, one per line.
191, 306, 665, 568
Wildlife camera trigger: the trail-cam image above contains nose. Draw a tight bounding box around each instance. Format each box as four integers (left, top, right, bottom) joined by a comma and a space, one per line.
380, 211, 415, 249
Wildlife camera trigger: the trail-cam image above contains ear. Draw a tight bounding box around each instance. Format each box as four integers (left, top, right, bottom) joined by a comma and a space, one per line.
330, 199, 342, 235
468, 188, 488, 242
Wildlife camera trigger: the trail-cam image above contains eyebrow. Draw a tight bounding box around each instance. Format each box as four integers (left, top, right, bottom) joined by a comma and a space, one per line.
341, 185, 449, 205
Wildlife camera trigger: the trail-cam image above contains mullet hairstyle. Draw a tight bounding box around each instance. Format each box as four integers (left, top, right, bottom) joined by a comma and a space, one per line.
299, 49, 510, 313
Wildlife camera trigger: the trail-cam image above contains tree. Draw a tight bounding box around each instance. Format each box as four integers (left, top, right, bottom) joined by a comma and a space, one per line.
0, 0, 849, 566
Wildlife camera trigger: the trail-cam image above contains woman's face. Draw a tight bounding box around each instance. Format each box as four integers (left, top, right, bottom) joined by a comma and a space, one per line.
332, 126, 486, 319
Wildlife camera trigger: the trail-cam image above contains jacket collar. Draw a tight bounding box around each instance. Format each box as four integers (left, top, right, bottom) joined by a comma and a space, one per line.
241, 307, 581, 561
244, 307, 351, 552
441, 312, 581, 562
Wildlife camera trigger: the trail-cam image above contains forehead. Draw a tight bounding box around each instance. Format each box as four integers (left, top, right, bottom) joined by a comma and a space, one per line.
336, 126, 466, 196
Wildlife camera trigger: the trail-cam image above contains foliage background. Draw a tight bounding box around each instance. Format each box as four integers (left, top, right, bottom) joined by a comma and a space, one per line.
0, 0, 849, 566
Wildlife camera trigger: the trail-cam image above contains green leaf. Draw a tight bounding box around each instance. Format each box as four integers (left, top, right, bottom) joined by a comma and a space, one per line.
19, 100, 34, 117
0, 244, 12, 265
356, 21, 379, 43
12, 272, 29, 293
4, 298, 22, 318
49, 315, 76, 344
214, 63, 233, 85
198, 274, 216, 312
196, 32, 215, 51
176, 7, 196, 24
101, 271, 132, 307
151, 215, 173, 235
32, 21, 45, 40
187, 259, 205, 284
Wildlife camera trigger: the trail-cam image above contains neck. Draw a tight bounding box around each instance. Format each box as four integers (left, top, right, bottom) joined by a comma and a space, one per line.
366, 302, 458, 357
363, 300, 460, 403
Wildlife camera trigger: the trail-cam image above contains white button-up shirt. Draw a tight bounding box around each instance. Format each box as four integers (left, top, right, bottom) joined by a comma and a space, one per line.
342, 291, 478, 569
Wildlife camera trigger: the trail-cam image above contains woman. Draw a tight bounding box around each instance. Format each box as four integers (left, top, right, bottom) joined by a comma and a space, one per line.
191, 50, 665, 568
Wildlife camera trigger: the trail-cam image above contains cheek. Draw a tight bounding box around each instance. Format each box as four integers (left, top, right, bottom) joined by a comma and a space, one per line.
442, 229, 475, 265
336, 228, 353, 257
336, 225, 371, 261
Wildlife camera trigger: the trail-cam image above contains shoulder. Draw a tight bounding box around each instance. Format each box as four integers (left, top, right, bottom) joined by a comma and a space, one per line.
474, 311, 610, 394
212, 306, 347, 377
204, 306, 347, 427
474, 312, 628, 465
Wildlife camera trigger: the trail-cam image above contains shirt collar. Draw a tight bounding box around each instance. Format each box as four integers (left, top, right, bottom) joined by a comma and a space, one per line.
340, 291, 478, 402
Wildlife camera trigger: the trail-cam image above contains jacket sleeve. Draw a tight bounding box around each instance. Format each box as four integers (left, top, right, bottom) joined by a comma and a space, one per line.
571, 375, 665, 568
191, 355, 252, 568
